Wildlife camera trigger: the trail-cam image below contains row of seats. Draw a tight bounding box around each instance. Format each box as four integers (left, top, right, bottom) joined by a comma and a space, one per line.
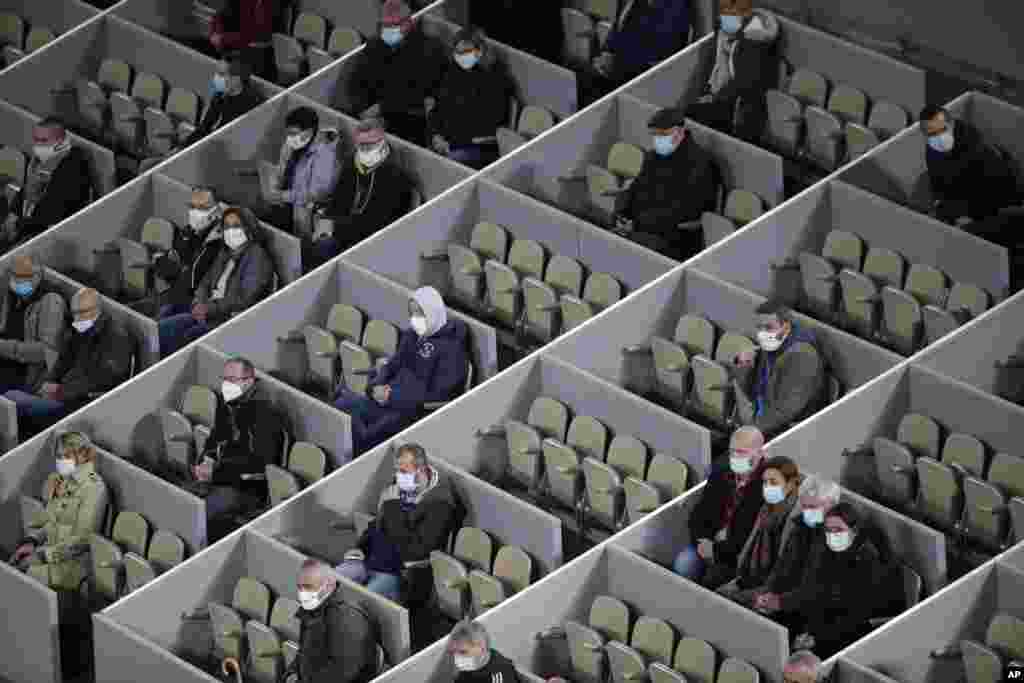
766, 64, 909, 170
0, 143, 26, 189
553, 594, 761, 683
848, 412, 1024, 554
272, 12, 364, 84
496, 105, 558, 157
439, 221, 625, 345
953, 612, 1024, 683
796, 229, 991, 355
0, 12, 55, 66
430, 525, 533, 619
89, 510, 186, 604
480, 395, 690, 538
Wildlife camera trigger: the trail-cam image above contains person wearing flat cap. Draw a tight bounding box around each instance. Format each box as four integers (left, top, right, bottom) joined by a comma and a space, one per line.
613, 107, 719, 261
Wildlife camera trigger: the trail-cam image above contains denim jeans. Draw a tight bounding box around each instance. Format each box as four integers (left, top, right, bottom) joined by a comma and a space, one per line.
448, 143, 499, 171
159, 312, 210, 357
158, 302, 191, 319
672, 544, 705, 580
333, 388, 411, 456
4, 389, 67, 435
335, 561, 402, 602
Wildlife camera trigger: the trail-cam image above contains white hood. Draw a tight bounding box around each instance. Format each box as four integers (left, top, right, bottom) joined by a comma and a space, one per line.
412, 286, 447, 337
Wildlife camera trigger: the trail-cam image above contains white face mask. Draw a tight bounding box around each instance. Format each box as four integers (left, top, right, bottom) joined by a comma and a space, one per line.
757, 329, 784, 352
396, 471, 418, 491
730, 455, 753, 475
222, 380, 247, 403
357, 142, 389, 169
928, 130, 955, 153
454, 655, 481, 672
826, 530, 853, 552
56, 458, 76, 477
223, 227, 248, 250
802, 507, 824, 527
188, 207, 218, 232
72, 318, 95, 334
763, 484, 785, 504
410, 315, 428, 336
298, 585, 329, 611
454, 52, 480, 70
286, 132, 313, 150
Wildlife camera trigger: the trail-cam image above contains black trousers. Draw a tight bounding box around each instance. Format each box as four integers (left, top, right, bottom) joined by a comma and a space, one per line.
383, 112, 429, 148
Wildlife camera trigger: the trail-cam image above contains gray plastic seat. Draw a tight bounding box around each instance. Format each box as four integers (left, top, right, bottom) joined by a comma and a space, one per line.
273, 32, 305, 83
182, 385, 218, 428
430, 549, 470, 620
506, 396, 569, 492
561, 7, 595, 67
631, 616, 675, 667
607, 435, 648, 483
823, 230, 865, 271
585, 142, 644, 223
880, 285, 922, 354
962, 614, 1024, 683
649, 663, 687, 683
799, 251, 839, 320
582, 456, 623, 531
448, 244, 486, 311
246, 620, 283, 683
651, 336, 691, 411
0, 12, 23, 49
673, 636, 716, 683
269, 597, 301, 644
453, 526, 493, 573
125, 529, 185, 592
764, 89, 803, 156
328, 26, 363, 56
941, 433, 986, 478
470, 221, 510, 263
872, 436, 917, 508
787, 68, 828, 107
924, 282, 989, 345
868, 101, 909, 139
647, 454, 689, 502
717, 657, 760, 683
702, 211, 737, 247
723, 190, 763, 226
677, 314, 716, 357
560, 272, 622, 331
960, 477, 1008, 551
90, 534, 124, 602
543, 437, 583, 511
915, 457, 963, 531
161, 409, 194, 474
804, 105, 844, 170
905, 263, 948, 308
689, 356, 732, 428
523, 254, 584, 342
0, 145, 26, 187
110, 91, 144, 151
845, 123, 880, 161
469, 545, 532, 613
606, 641, 647, 683
838, 270, 879, 338
864, 247, 906, 288
827, 84, 868, 124
897, 413, 943, 460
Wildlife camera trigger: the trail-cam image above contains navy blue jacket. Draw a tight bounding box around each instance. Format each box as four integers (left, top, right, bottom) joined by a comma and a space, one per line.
607, 0, 691, 80
368, 319, 469, 413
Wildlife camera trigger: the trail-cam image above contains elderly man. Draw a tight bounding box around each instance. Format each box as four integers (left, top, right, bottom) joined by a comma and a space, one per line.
449, 619, 520, 683
674, 426, 768, 588
783, 651, 822, 683
0, 255, 66, 395
3, 288, 133, 436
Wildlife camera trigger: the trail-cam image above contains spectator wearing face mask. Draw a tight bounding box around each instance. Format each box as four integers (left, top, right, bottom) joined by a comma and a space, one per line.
429, 28, 514, 170
332, 287, 469, 455
731, 300, 825, 440
674, 426, 768, 588
687, 0, 780, 144
613, 107, 719, 260
2, 118, 93, 247
184, 58, 264, 148
306, 118, 414, 271
153, 187, 227, 320
266, 106, 341, 239
190, 357, 288, 541
783, 651, 822, 683
746, 476, 840, 618
351, 0, 448, 147
920, 105, 1019, 225
158, 206, 275, 357
0, 255, 67, 396
209, 0, 278, 82
448, 619, 520, 683
577, 0, 691, 107
3, 288, 133, 436
337, 443, 458, 604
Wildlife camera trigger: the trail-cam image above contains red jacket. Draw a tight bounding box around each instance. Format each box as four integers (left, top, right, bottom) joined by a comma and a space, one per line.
211, 0, 275, 50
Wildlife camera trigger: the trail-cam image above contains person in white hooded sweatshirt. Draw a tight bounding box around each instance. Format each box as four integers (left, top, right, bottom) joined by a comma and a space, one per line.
332, 287, 469, 455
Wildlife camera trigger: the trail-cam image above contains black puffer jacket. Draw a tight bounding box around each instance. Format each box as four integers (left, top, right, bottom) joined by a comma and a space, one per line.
153, 220, 227, 308
47, 312, 134, 405
291, 590, 377, 683
431, 61, 514, 146
351, 27, 448, 117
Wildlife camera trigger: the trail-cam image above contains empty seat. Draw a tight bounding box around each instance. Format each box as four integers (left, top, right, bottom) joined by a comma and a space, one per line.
543, 415, 609, 511
339, 319, 399, 395
204, 577, 272, 664
498, 105, 556, 156
468, 545, 533, 613
584, 436, 647, 532
804, 106, 844, 170
722, 190, 763, 226
98, 58, 133, 93
0, 13, 23, 50
91, 510, 151, 602
863, 247, 906, 288
802, 230, 863, 320
145, 87, 200, 155
960, 476, 1009, 552
941, 433, 986, 478
132, 72, 165, 110
246, 620, 284, 683
584, 142, 645, 223
914, 457, 962, 531
673, 636, 716, 683
484, 239, 546, 328
845, 123, 880, 161
839, 246, 904, 338
293, 12, 327, 49
447, 221, 510, 311
182, 384, 218, 428
764, 89, 803, 156
867, 101, 909, 139
124, 529, 185, 592
504, 396, 569, 493
823, 230, 865, 271
301, 303, 365, 396
787, 68, 828, 108
872, 436, 917, 508
25, 26, 55, 53
430, 549, 471, 620
453, 526, 493, 573
827, 84, 868, 124
565, 595, 631, 683
0, 145, 26, 187
623, 453, 689, 523
896, 413, 942, 459
581, 0, 618, 21
523, 253, 585, 343
880, 285, 922, 354
560, 272, 622, 331
327, 26, 362, 56
718, 657, 760, 683
961, 613, 1024, 683
561, 7, 596, 67
923, 282, 990, 345
267, 441, 327, 506
905, 263, 948, 308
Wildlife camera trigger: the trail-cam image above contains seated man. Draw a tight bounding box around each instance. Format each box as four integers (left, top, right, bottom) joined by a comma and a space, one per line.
2, 117, 93, 248
307, 118, 414, 271
614, 107, 718, 261
350, 0, 447, 147
188, 356, 287, 542
731, 300, 825, 440
920, 104, 1019, 224
209, 0, 277, 82
337, 442, 458, 605
159, 207, 275, 357
0, 255, 67, 395
153, 186, 227, 320
673, 426, 768, 589
270, 559, 377, 683
3, 288, 134, 436
577, 0, 691, 107
686, 0, 780, 144
430, 28, 514, 170
332, 287, 469, 455
783, 651, 823, 683
467, 0, 564, 65
11, 432, 109, 678
449, 619, 521, 683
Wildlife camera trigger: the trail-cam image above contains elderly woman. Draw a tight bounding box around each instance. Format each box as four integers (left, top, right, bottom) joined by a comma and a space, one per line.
332, 287, 469, 455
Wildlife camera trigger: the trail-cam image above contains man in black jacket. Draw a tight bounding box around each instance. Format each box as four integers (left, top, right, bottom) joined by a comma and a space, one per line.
614, 107, 719, 260
189, 356, 288, 541
2, 118, 93, 247
673, 426, 767, 589
306, 119, 414, 270
449, 619, 520, 683
184, 58, 265, 147
153, 187, 227, 319
2, 288, 134, 437
687, 0, 780, 144
349, 0, 448, 147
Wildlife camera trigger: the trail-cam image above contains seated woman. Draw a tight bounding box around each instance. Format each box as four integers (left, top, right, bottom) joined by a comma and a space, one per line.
716, 455, 801, 603
333, 287, 469, 455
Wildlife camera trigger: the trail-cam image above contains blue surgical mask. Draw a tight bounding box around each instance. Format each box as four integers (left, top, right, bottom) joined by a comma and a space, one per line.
927, 130, 954, 153
381, 27, 403, 47
455, 52, 479, 70
763, 484, 785, 505
720, 14, 743, 34
802, 508, 824, 527
653, 135, 677, 156
211, 74, 227, 96
11, 281, 34, 297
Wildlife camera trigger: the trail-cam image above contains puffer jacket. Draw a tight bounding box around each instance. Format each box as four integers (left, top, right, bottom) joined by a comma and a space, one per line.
192, 213, 275, 324
0, 265, 67, 391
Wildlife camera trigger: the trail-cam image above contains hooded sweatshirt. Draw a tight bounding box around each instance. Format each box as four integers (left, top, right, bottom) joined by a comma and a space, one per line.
368, 287, 470, 411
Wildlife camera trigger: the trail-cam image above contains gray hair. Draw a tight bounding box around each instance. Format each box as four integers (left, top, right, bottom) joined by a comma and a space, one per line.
450, 619, 490, 650
224, 356, 256, 378
785, 650, 821, 679
799, 475, 841, 506
395, 442, 428, 468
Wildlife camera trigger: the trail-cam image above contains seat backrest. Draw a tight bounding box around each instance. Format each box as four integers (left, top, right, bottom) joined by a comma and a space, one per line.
0, 12, 23, 47
148, 529, 185, 572
326, 303, 365, 344
581, 0, 618, 21
607, 434, 648, 481
630, 616, 675, 667
519, 105, 555, 138
714, 331, 755, 365
567, 415, 609, 461
0, 145, 26, 185
827, 83, 868, 124
112, 510, 150, 557
545, 254, 585, 298
717, 657, 760, 683
26, 26, 54, 53
492, 545, 532, 594
589, 595, 630, 644
328, 26, 363, 56
181, 385, 218, 428
863, 247, 906, 288
469, 221, 509, 263
287, 441, 327, 485
787, 68, 828, 107
822, 230, 864, 271
646, 453, 689, 501
896, 412, 942, 459
233, 577, 272, 624
165, 87, 200, 125
131, 72, 165, 110
293, 12, 327, 48
508, 239, 546, 280
527, 396, 569, 441
988, 452, 1024, 499
141, 217, 175, 252
868, 101, 909, 138
945, 282, 989, 318
941, 432, 986, 478
269, 597, 302, 643
986, 613, 1024, 662
723, 190, 763, 226
583, 272, 622, 310
673, 636, 716, 683
362, 319, 399, 358
905, 263, 948, 307
607, 142, 644, 179
845, 122, 880, 161
453, 526, 493, 572
674, 314, 716, 358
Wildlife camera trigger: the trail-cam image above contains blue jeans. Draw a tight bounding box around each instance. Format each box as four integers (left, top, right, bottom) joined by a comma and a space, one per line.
448, 143, 499, 170
673, 544, 705, 580
159, 311, 210, 357
158, 302, 191, 319
307, 236, 342, 272
335, 562, 402, 602
333, 388, 411, 456
3, 389, 68, 435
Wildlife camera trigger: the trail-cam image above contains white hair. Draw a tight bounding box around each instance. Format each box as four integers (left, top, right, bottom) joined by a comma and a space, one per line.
799, 475, 841, 506
450, 619, 490, 650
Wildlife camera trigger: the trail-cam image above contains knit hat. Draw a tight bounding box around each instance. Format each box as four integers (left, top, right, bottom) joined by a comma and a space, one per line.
381, 0, 413, 28
354, 119, 387, 146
